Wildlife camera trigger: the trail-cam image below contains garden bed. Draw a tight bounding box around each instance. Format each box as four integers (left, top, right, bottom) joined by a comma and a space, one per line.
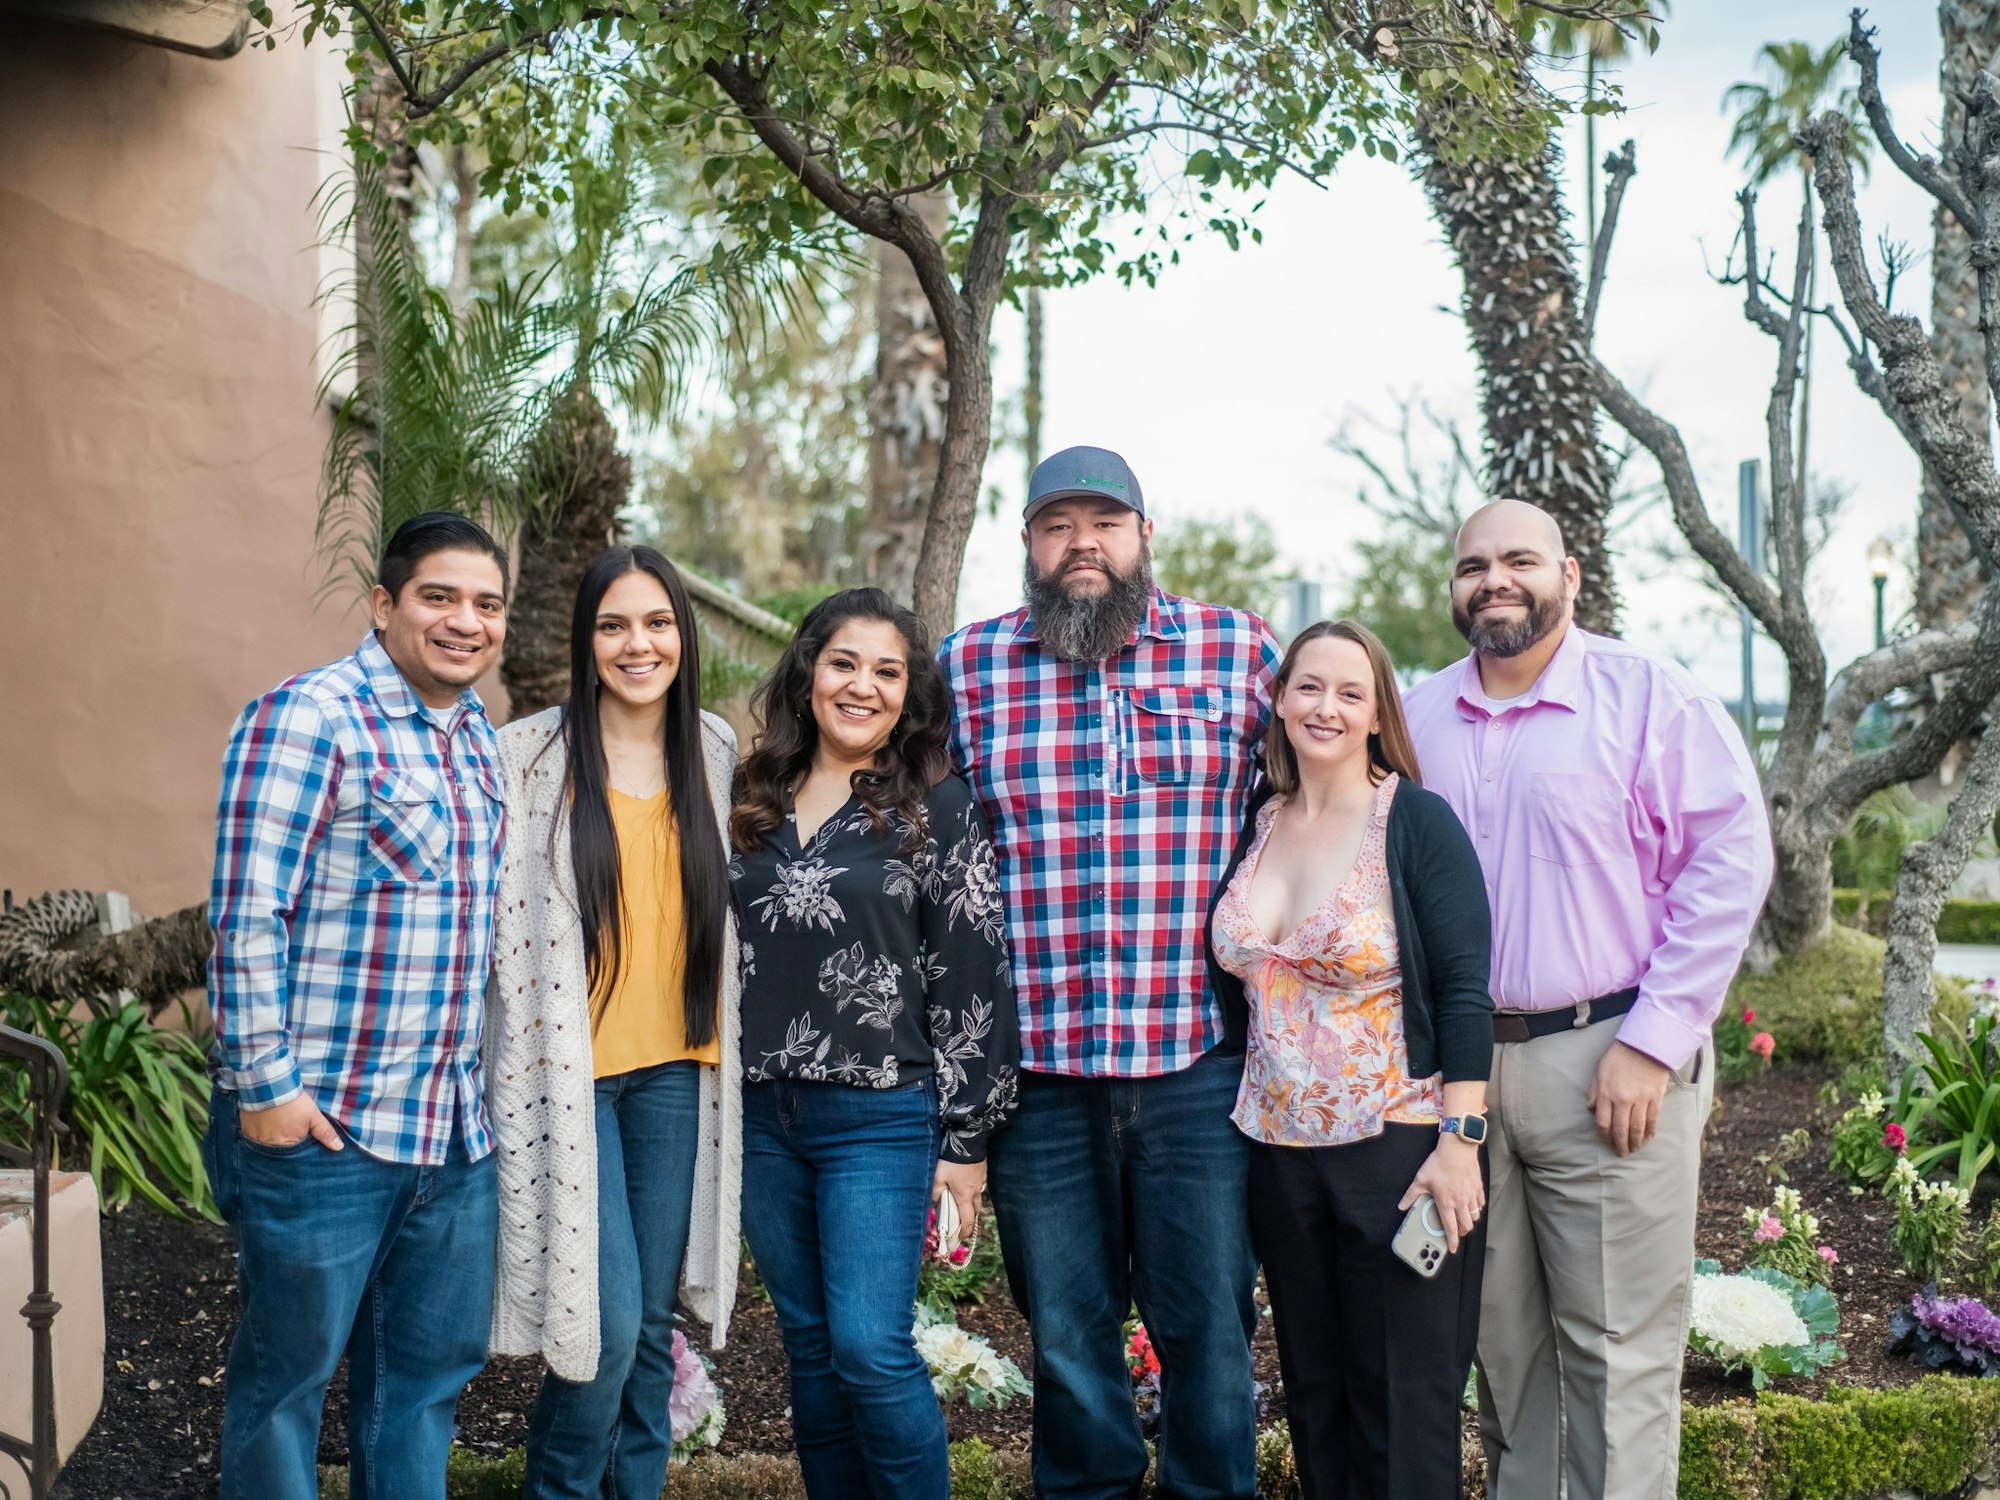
51, 1061, 1995, 1499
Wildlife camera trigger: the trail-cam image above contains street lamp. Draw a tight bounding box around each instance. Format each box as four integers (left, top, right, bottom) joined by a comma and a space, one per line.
1868, 537, 1894, 649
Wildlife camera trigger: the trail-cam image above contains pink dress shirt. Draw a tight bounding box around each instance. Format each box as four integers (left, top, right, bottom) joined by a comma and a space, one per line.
1401, 627, 1772, 1071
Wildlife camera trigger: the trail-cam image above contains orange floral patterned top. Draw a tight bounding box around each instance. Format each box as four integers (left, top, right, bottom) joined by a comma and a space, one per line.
1213, 774, 1443, 1148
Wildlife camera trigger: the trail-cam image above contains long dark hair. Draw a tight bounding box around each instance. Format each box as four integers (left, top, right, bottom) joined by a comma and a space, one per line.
730, 588, 952, 855
557, 545, 728, 1048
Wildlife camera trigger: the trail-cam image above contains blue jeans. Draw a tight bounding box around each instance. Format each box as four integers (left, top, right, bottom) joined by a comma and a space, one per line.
203, 1088, 497, 1500
740, 1077, 948, 1500
524, 1060, 702, 1500
988, 1047, 1258, 1500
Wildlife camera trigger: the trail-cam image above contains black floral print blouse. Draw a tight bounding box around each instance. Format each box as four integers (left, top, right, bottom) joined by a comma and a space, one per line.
731, 773, 1021, 1162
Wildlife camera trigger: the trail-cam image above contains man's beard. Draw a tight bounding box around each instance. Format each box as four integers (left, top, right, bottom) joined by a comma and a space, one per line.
1025, 550, 1154, 663
1452, 583, 1566, 659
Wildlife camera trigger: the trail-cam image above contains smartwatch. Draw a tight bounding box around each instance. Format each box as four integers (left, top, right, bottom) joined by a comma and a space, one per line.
1439, 1113, 1489, 1146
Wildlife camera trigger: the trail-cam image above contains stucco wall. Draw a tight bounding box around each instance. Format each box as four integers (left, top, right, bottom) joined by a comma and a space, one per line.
0, 25, 396, 917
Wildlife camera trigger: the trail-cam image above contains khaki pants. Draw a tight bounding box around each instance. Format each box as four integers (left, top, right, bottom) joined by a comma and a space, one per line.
1476, 1019, 1712, 1500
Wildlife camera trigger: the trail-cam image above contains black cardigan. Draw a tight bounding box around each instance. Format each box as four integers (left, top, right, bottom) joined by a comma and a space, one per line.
1203, 775, 1495, 1085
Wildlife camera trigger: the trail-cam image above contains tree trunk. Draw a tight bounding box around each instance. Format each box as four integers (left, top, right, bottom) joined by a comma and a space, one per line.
501, 386, 633, 719
910, 298, 996, 642
1884, 717, 2000, 1065
448, 145, 478, 321
864, 191, 952, 605
1025, 238, 1044, 494
1419, 102, 1619, 634
1921, 0, 2000, 631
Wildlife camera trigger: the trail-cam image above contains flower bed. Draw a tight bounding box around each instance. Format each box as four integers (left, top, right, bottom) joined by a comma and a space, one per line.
56, 1059, 2000, 1499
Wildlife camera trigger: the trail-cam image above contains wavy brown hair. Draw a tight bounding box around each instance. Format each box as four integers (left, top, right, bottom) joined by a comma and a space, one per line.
730, 588, 952, 855
1263, 619, 1422, 793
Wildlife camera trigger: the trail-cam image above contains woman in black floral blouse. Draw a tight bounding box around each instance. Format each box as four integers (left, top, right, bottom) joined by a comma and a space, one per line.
730, 587, 1019, 1500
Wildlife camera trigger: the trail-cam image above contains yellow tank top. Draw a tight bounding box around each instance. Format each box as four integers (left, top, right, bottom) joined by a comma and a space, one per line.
591, 787, 722, 1077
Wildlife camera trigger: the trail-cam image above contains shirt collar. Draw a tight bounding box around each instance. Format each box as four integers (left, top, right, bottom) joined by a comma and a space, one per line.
357, 631, 487, 729
1452, 623, 1588, 718
1006, 588, 1185, 650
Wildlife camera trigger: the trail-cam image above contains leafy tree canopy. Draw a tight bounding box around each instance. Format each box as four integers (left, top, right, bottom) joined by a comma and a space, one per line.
275, 0, 1642, 295
1155, 513, 1292, 621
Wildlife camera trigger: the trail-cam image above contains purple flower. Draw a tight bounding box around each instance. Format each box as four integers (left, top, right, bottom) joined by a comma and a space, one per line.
1912, 1289, 2000, 1355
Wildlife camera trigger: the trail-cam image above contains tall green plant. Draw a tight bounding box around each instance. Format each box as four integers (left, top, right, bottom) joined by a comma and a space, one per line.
317, 144, 801, 603
1894, 1013, 2000, 1193
1833, 786, 1944, 898
1, 993, 216, 1221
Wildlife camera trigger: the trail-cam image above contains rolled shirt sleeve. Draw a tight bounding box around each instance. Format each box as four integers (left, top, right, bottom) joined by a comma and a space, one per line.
1617, 694, 1774, 1071
207, 688, 342, 1108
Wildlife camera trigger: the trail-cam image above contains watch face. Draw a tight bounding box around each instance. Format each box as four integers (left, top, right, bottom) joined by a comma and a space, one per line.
1462, 1115, 1488, 1145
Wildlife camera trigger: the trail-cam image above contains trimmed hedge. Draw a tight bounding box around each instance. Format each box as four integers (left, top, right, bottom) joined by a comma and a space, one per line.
1833, 890, 2000, 947
1727, 924, 1972, 1067
319, 1380, 2000, 1499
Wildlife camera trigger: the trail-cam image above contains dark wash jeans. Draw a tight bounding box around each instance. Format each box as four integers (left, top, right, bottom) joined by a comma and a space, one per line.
740, 1075, 948, 1500
524, 1060, 702, 1500
988, 1047, 1259, 1500
203, 1087, 497, 1500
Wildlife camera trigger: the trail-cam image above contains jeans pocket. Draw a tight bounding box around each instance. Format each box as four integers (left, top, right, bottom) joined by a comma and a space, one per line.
236, 1122, 324, 1160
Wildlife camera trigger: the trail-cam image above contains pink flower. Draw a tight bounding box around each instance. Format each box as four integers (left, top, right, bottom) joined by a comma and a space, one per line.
1817, 1245, 1839, 1266
1883, 1122, 1907, 1153
948, 1244, 972, 1267
1754, 1215, 1784, 1243
1750, 1032, 1775, 1060
1741, 1009, 1756, 1025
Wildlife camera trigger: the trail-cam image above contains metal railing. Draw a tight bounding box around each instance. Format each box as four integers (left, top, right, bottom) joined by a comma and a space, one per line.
0, 1021, 70, 1500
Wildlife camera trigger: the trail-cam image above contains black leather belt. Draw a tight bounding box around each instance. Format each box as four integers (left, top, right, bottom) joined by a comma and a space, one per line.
1490, 987, 1640, 1045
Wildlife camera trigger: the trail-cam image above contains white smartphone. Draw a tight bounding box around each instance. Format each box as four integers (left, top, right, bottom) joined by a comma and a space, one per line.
1392, 1193, 1450, 1278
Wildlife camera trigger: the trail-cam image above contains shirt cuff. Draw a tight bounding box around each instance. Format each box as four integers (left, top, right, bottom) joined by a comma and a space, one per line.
941, 1128, 988, 1165
225, 1048, 304, 1110
1613, 1001, 1707, 1074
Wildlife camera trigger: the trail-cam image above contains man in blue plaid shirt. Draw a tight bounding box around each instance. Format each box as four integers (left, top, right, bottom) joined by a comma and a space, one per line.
943, 447, 1279, 1500
203, 513, 509, 1500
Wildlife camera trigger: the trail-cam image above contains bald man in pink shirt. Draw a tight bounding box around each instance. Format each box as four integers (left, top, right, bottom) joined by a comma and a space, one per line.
1402, 500, 1772, 1500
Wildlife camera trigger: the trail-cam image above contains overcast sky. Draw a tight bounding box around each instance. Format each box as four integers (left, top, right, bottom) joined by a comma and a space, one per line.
950, 1, 1949, 702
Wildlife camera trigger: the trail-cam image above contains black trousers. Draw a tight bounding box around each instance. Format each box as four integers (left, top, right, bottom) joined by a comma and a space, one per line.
1249, 1123, 1486, 1500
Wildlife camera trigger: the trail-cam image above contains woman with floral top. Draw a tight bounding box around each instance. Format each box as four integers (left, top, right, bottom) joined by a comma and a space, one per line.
730, 587, 1020, 1500
1203, 620, 1493, 1500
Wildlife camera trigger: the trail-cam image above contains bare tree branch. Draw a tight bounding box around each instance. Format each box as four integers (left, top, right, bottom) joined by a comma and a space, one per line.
1846, 8, 1978, 229
1592, 359, 1787, 636
1819, 611, 1986, 757
1583, 139, 1634, 341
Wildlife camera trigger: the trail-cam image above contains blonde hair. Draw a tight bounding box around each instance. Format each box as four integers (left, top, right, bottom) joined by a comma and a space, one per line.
1263, 620, 1422, 794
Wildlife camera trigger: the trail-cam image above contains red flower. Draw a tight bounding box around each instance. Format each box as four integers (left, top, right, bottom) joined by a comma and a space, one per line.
1126, 1323, 1160, 1380
1741, 1009, 1756, 1025
1883, 1122, 1907, 1153
1750, 1032, 1775, 1060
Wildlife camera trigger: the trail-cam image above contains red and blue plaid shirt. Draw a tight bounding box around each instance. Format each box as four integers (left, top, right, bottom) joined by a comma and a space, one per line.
207, 633, 505, 1164
941, 590, 1280, 1077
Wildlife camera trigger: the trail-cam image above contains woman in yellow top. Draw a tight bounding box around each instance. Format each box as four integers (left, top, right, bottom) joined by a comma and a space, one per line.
488, 546, 740, 1500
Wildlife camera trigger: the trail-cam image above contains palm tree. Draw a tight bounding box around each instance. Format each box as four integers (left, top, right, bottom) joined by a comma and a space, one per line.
1723, 41, 1873, 514
319, 139, 796, 716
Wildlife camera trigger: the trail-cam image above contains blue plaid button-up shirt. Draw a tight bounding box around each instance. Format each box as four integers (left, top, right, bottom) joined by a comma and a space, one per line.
207, 632, 505, 1164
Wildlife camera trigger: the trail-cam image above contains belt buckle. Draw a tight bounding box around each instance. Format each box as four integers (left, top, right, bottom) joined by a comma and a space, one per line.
1572, 998, 1593, 1031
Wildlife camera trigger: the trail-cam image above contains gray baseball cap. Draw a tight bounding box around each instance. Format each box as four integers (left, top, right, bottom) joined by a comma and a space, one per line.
1023, 445, 1146, 523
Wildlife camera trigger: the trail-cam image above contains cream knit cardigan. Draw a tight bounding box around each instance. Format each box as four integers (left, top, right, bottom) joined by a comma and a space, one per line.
486, 706, 743, 1382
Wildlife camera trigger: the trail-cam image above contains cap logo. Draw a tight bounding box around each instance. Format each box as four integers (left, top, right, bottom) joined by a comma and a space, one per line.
1076, 476, 1129, 495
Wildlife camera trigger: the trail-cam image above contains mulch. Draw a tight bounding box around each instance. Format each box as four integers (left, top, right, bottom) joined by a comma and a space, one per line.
49, 1062, 1967, 1499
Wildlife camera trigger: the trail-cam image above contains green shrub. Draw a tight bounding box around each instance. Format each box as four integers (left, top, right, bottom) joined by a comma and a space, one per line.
0, 991, 216, 1219
1727, 926, 1971, 1069
1833, 890, 2000, 946
1677, 1379, 2000, 1500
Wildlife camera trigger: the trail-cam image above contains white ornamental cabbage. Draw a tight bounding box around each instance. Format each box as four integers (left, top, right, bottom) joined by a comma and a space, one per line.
914, 1320, 1018, 1398
1690, 1272, 1810, 1359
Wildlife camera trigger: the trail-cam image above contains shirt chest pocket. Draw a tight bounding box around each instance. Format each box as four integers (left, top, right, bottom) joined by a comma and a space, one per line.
367, 768, 451, 884
1117, 688, 1229, 792
1528, 772, 1627, 867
